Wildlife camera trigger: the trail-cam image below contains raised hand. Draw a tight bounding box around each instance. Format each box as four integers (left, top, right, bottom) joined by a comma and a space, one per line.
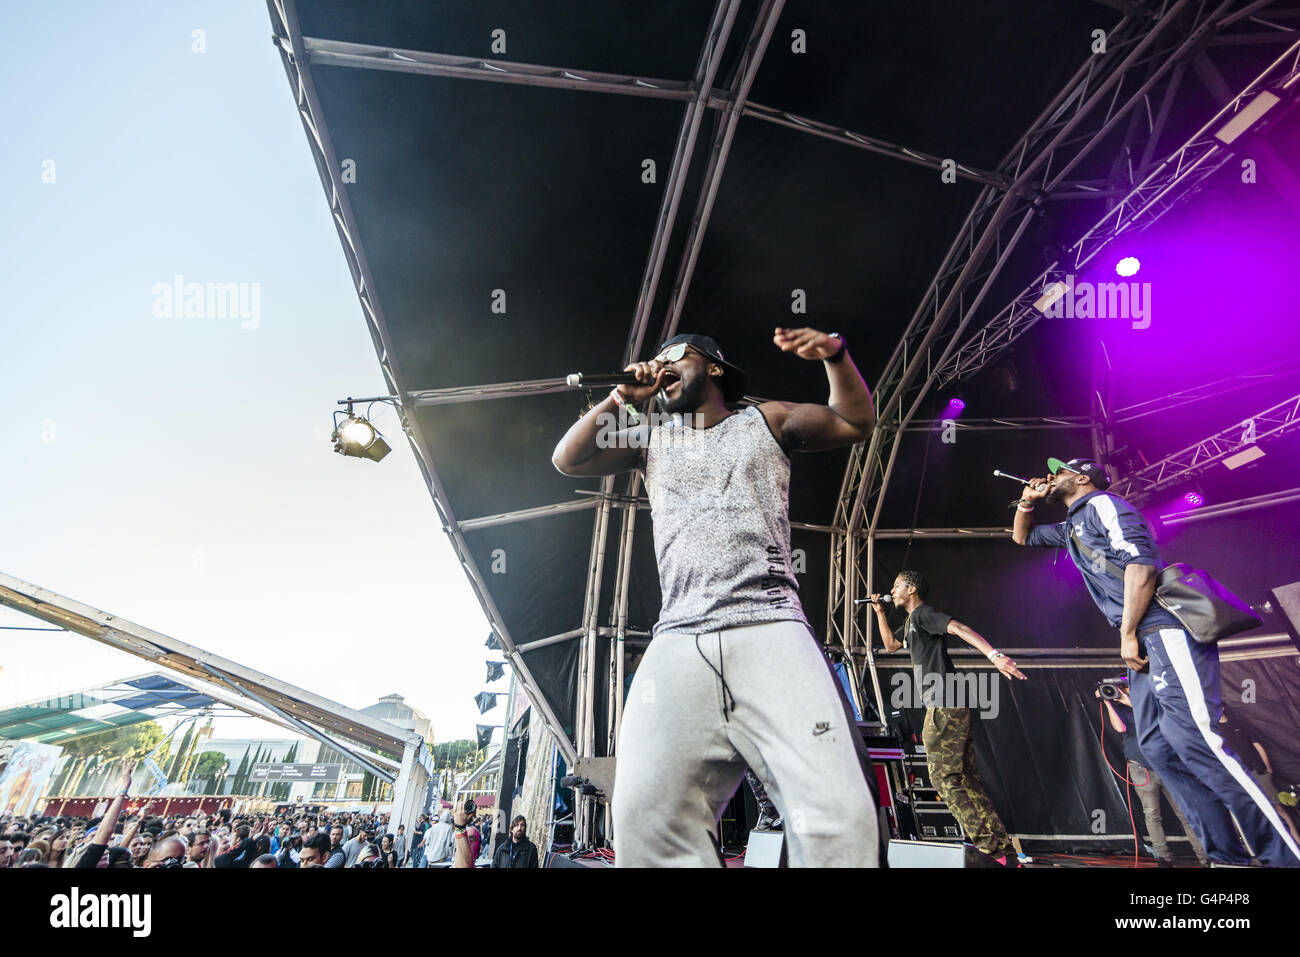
773, 327, 841, 361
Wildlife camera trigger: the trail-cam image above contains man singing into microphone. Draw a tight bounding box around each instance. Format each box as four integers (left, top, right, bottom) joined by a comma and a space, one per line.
552, 327, 881, 866
1014, 457, 1300, 866
870, 571, 1026, 865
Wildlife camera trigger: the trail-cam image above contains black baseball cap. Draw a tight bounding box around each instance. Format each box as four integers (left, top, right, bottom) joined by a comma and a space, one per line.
655, 333, 748, 402
1048, 456, 1111, 490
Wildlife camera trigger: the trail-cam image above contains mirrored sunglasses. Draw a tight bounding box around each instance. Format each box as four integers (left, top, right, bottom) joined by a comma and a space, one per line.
653, 342, 691, 363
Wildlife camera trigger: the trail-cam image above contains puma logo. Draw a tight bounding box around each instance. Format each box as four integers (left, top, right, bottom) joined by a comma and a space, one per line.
1153, 670, 1169, 693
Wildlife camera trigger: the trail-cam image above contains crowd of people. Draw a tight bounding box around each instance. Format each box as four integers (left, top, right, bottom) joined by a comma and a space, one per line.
0, 763, 539, 869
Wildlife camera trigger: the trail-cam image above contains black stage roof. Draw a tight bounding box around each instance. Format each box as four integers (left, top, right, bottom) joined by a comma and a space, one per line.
269, 0, 1300, 751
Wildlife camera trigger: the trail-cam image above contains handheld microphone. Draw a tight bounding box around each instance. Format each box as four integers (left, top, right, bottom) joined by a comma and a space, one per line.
565, 372, 640, 389
992, 469, 1035, 485
854, 595, 893, 605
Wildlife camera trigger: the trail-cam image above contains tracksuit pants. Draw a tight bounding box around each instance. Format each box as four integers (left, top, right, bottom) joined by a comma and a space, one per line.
1130, 627, 1300, 867
612, 620, 882, 867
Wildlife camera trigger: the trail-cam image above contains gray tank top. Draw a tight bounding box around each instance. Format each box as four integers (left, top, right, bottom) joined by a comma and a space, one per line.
643, 406, 807, 635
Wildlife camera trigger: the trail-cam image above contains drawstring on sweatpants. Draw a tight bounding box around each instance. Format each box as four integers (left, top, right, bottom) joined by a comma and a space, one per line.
695, 632, 736, 721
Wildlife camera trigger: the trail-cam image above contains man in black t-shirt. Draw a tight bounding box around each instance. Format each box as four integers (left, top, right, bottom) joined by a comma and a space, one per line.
871, 570, 1026, 864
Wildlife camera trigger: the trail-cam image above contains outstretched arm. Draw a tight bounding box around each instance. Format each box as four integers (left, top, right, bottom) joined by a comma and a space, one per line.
948, 620, 1027, 681
761, 328, 875, 453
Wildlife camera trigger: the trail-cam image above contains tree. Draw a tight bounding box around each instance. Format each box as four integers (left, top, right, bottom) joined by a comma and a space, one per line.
192, 751, 227, 784
431, 739, 481, 771
166, 723, 195, 779
61, 720, 165, 760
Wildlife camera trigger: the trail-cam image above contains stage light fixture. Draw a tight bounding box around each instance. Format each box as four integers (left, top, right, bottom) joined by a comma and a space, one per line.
1116, 256, 1140, 277
1034, 280, 1069, 314
332, 400, 391, 462
1223, 445, 1265, 470
1183, 490, 1205, 508
1215, 91, 1279, 145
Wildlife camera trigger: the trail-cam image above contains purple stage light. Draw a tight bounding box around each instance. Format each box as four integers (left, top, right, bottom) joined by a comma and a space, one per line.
1182, 490, 1204, 507
1116, 256, 1140, 277
947, 397, 966, 413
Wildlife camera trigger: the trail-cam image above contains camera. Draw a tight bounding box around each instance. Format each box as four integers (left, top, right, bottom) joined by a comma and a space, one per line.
1095, 676, 1128, 700
462, 797, 476, 816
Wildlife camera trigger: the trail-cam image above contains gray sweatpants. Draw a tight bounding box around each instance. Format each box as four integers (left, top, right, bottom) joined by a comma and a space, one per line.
612, 619, 881, 867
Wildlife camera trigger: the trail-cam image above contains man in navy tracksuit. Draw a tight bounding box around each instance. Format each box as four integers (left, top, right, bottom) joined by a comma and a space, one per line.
1014, 457, 1300, 867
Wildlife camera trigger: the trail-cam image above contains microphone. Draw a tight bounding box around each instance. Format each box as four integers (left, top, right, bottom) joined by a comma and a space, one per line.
854, 595, 893, 605
565, 372, 640, 389
992, 469, 1035, 485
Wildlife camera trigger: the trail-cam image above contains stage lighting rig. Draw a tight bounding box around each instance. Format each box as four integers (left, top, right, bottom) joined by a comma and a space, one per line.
332, 398, 391, 462
940, 385, 967, 416
475, 691, 509, 714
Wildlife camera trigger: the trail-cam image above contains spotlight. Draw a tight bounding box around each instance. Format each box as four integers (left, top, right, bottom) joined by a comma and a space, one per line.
1215, 90, 1279, 145
332, 400, 391, 462
475, 724, 499, 751
1116, 256, 1140, 277
941, 386, 967, 417
1183, 490, 1205, 508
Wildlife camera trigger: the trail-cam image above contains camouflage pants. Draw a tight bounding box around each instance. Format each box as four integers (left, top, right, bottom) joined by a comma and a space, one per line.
923, 706, 1012, 856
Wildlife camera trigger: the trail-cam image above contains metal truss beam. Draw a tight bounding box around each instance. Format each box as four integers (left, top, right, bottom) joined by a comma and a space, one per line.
873, 527, 1013, 540
269, 0, 578, 768
300, 37, 704, 103
0, 572, 417, 770
903, 415, 1094, 431
1111, 393, 1300, 503
297, 36, 1008, 195
458, 498, 599, 532
569, 1, 747, 851
1194, 49, 1300, 217
200, 663, 396, 783
939, 37, 1300, 387
623, 0, 742, 365
740, 102, 1009, 188
658, 0, 787, 346
514, 629, 586, 655
834, 0, 1181, 699
407, 378, 571, 406
1114, 356, 1300, 422
1159, 485, 1300, 524
827, 1, 1300, 717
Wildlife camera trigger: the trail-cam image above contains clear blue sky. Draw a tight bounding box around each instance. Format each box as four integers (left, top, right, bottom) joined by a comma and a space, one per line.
0, 1, 508, 744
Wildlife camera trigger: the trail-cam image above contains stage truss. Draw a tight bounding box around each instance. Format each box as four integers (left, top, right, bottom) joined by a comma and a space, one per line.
267, 0, 1300, 847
